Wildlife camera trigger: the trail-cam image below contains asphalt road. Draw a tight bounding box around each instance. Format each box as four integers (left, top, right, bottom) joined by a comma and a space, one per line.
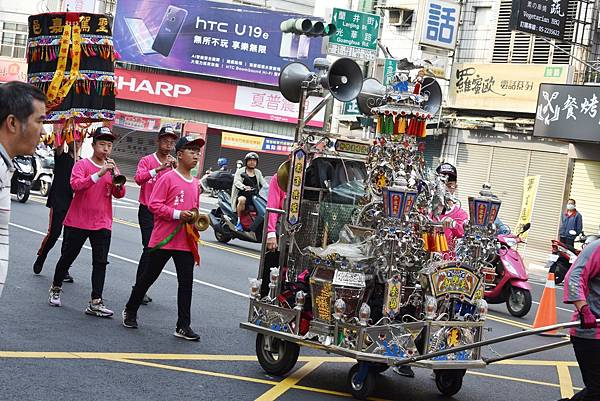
0, 186, 583, 401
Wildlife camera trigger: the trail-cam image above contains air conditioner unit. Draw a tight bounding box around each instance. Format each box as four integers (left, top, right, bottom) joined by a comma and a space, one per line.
388, 8, 414, 27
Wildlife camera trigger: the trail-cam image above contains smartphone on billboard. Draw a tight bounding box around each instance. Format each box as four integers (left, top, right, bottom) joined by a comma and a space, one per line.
152, 5, 188, 57
124, 17, 157, 55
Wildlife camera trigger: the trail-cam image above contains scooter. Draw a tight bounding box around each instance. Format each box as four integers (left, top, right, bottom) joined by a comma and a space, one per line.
203, 169, 234, 198
484, 223, 532, 317
208, 183, 268, 244
10, 155, 36, 203
549, 228, 599, 285
32, 146, 54, 197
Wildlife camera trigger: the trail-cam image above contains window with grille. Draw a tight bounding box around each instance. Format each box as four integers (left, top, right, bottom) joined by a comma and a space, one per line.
492, 0, 576, 64
0, 22, 27, 59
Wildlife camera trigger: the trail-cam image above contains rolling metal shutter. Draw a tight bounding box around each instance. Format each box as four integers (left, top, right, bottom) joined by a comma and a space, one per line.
455, 142, 567, 261
423, 135, 443, 170
488, 147, 529, 231
524, 151, 568, 261
569, 160, 600, 237
455, 143, 492, 211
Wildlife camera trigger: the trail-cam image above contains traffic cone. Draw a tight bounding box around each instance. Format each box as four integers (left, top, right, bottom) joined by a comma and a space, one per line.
532, 272, 559, 336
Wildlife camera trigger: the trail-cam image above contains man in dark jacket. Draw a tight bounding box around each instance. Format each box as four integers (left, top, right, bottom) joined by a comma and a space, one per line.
559, 198, 583, 247
33, 137, 82, 282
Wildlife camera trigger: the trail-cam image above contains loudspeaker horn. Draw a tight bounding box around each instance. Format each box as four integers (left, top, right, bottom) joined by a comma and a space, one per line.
278, 62, 316, 103
356, 78, 387, 115
420, 77, 442, 115
320, 58, 363, 102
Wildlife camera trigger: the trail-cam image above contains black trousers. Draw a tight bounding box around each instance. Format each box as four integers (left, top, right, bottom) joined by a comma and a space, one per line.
570, 336, 600, 401
561, 236, 575, 248
37, 208, 68, 261
126, 249, 194, 329
136, 204, 154, 280
52, 226, 111, 300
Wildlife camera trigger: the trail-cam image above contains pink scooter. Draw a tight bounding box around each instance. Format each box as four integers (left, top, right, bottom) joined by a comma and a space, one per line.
484, 223, 532, 317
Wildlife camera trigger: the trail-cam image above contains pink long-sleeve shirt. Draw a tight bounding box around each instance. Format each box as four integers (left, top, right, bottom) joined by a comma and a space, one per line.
134, 153, 172, 206
63, 158, 126, 231
266, 175, 285, 237
148, 170, 199, 252
564, 240, 600, 339
431, 204, 468, 250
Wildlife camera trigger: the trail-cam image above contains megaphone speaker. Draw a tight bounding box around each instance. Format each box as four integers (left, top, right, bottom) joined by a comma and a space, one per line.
278, 62, 315, 103
357, 78, 387, 115
421, 77, 442, 115
321, 58, 363, 102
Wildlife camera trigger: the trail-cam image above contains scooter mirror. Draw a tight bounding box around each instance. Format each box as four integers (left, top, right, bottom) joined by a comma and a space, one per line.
522, 222, 531, 233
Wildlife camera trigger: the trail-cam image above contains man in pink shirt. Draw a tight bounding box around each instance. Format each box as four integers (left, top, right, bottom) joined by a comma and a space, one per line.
48, 127, 126, 317
134, 126, 178, 304
122, 135, 205, 341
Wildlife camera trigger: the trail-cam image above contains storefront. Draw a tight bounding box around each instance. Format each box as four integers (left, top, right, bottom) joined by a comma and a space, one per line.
566, 144, 600, 237
111, 66, 325, 177
444, 63, 571, 261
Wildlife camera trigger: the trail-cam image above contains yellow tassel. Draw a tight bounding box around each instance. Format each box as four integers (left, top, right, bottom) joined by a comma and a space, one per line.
398, 115, 407, 134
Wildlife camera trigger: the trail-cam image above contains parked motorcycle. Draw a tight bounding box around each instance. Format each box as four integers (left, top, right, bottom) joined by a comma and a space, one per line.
202, 169, 234, 198
10, 155, 36, 203
484, 222, 532, 317
32, 146, 54, 197
549, 228, 599, 285
208, 182, 268, 244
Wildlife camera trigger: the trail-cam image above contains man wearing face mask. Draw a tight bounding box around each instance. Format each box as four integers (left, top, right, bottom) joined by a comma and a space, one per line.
559, 199, 583, 248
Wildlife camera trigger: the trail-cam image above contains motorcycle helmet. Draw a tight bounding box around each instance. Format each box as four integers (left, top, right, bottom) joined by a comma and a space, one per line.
244, 152, 259, 165
436, 162, 457, 183
217, 157, 228, 169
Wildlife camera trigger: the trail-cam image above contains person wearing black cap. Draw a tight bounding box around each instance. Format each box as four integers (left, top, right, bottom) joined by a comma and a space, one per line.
123, 135, 205, 341
48, 126, 126, 318
433, 162, 468, 251
133, 126, 178, 305
33, 135, 83, 282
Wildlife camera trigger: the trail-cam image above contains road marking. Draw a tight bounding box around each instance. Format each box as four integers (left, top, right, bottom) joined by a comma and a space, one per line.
106, 357, 278, 386
494, 359, 578, 367
9, 223, 249, 299
488, 314, 532, 330
532, 300, 573, 314
556, 364, 575, 398
255, 361, 322, 401
467, 370, 563, 388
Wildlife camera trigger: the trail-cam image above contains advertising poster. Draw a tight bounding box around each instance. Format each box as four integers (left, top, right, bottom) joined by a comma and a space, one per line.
113, 0, 325, 86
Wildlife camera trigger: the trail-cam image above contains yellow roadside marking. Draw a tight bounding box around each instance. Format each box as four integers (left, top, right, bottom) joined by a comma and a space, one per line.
104, 357, 278, 386
488, 314, 532, 330
467, 370, 562, 388
556, 365, 575, 398
255, 361, 322, 401
292, 385, 390, 401
494, 359, 578, 367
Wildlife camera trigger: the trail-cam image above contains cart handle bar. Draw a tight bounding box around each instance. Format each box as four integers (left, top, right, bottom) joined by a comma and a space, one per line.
393, 319, 600, 366
266, 208, 285, 215
483, 339, 571, 365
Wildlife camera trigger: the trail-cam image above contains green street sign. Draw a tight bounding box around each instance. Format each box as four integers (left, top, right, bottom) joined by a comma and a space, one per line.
383, 59, 398, 85
342, 99, 361, 115
328, 8, 380, 60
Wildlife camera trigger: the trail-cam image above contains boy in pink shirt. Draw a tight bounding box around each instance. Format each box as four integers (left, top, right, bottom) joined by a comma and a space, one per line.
134, 126, 178, 304
123, 135, 205, 341
48, 127, 126, 317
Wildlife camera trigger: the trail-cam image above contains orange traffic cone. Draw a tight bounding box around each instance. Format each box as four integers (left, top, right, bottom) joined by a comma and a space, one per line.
532, 272, 559, 336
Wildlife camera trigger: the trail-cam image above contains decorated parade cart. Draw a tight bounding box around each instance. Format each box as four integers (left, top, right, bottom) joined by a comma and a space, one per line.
239, 55, 599, 399
239, 57, 515, 399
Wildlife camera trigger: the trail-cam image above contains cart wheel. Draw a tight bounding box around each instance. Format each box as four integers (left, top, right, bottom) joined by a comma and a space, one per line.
371, 363, 389, 374
348, 363, 376, 400
434, 369, 465, 397
255, 333, 299, 376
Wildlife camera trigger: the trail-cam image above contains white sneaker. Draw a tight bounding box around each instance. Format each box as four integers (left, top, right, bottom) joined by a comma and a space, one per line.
85, 299, 114, 317
48, 286, 62, 307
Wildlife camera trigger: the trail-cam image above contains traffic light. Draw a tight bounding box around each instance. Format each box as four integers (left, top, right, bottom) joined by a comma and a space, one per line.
280, 18, 337, 37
